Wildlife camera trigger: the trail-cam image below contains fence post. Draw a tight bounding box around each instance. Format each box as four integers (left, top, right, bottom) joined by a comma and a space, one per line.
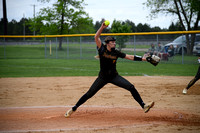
80, 36, 82, 59
45, 36, 47, 59
67, 37, 69, 59
156, 34, 159, 46
133, 35, 136, 55
49, 40, 52, 56
182, 34, 184, 64
4, 37, 6, 59
56, 37, 58, 59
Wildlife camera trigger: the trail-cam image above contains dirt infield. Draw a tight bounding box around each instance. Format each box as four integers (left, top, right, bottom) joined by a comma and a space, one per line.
0, 76, 200, 133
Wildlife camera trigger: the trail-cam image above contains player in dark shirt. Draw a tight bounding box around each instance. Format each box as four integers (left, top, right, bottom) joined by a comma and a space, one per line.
64, 21, 154, 118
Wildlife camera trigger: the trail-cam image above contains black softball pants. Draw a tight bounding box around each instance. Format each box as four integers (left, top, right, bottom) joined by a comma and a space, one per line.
72, 75, 145, 111
186, 66, 200, 89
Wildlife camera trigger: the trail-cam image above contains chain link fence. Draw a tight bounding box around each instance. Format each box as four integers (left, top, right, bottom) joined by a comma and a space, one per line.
0, 31, 200, 64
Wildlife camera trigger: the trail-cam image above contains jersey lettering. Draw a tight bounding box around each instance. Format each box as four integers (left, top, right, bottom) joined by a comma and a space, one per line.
103, 52, 117, 59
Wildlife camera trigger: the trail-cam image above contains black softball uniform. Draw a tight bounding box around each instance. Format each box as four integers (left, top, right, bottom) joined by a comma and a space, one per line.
72, 43, 145, 111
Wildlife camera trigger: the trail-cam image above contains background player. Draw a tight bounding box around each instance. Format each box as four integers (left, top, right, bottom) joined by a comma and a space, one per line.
183, 57, 200, 94
64, 21, 159, 118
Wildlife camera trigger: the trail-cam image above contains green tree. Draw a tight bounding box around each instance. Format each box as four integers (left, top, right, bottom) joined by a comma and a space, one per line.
32, 0, 93, 49
0, 18, 32, 35
125, 19, 136, 32
145, 0, 200, 55
70, 17, 94, 34
27, 17, 46, 35
111, 20, 131, 51
136, 23, 151, 32
151, 26, 162, 32
7, 19, 17, 35
168, 22, 182, 31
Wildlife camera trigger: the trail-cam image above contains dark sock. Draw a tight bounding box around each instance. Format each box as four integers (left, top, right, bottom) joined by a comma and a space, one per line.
130, 86, 145, 108
141, 102, 145, 108
72, 105, 77, 111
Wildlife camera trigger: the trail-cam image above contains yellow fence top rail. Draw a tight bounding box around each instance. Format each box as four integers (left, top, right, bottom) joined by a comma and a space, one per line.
0, 30, 200, 38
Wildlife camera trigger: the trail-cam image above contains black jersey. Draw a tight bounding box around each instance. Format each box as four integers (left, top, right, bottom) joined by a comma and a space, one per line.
98, 43, 126, 79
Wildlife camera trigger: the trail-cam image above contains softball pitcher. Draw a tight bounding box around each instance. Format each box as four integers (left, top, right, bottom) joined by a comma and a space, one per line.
64, 21, 160, 118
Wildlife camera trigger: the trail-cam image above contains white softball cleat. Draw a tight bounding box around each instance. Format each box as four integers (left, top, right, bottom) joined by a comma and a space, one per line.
182, 88, 187, 94
64, 108, 74, 118
143, 101, 154, 113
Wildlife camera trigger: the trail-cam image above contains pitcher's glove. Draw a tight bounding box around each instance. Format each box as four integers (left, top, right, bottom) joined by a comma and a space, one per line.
146, 55, 160, 66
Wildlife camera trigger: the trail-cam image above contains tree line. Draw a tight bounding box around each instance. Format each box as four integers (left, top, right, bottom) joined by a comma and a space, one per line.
0, 17, 186, 35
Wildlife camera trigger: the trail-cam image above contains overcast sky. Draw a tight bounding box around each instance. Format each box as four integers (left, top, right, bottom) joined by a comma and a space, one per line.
0, 0, 178, 29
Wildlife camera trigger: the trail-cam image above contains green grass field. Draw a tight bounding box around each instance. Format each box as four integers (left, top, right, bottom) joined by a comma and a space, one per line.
0, 59, 198, 77
0, 44, 199, 77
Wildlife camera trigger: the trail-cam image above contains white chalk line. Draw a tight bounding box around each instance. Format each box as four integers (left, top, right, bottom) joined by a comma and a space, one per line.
0, 105, 141, 110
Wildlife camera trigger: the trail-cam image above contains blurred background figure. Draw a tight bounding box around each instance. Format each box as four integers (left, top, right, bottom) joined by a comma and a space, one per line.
144, 43, 156, 57
168, 44, 175, 57
156, 42, 164, 55
148, 43, 156, 55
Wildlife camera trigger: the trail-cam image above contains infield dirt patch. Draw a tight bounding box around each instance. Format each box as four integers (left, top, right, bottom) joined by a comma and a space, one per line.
0, 76, 200, 133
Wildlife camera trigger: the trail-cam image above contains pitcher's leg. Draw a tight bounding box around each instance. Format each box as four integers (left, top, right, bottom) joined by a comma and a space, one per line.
184, 66, 200, 93
186, 77, 198, 90
111, 75, 145, 108
65, 77, 107, 118
72, 77, 107, 111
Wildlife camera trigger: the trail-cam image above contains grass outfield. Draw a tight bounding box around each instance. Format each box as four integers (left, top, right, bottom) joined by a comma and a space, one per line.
0, 44, 199, 77
0, 59, 198, 77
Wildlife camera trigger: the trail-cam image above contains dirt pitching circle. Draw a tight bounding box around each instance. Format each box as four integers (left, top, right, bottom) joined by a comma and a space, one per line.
0, 76, 200, 133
